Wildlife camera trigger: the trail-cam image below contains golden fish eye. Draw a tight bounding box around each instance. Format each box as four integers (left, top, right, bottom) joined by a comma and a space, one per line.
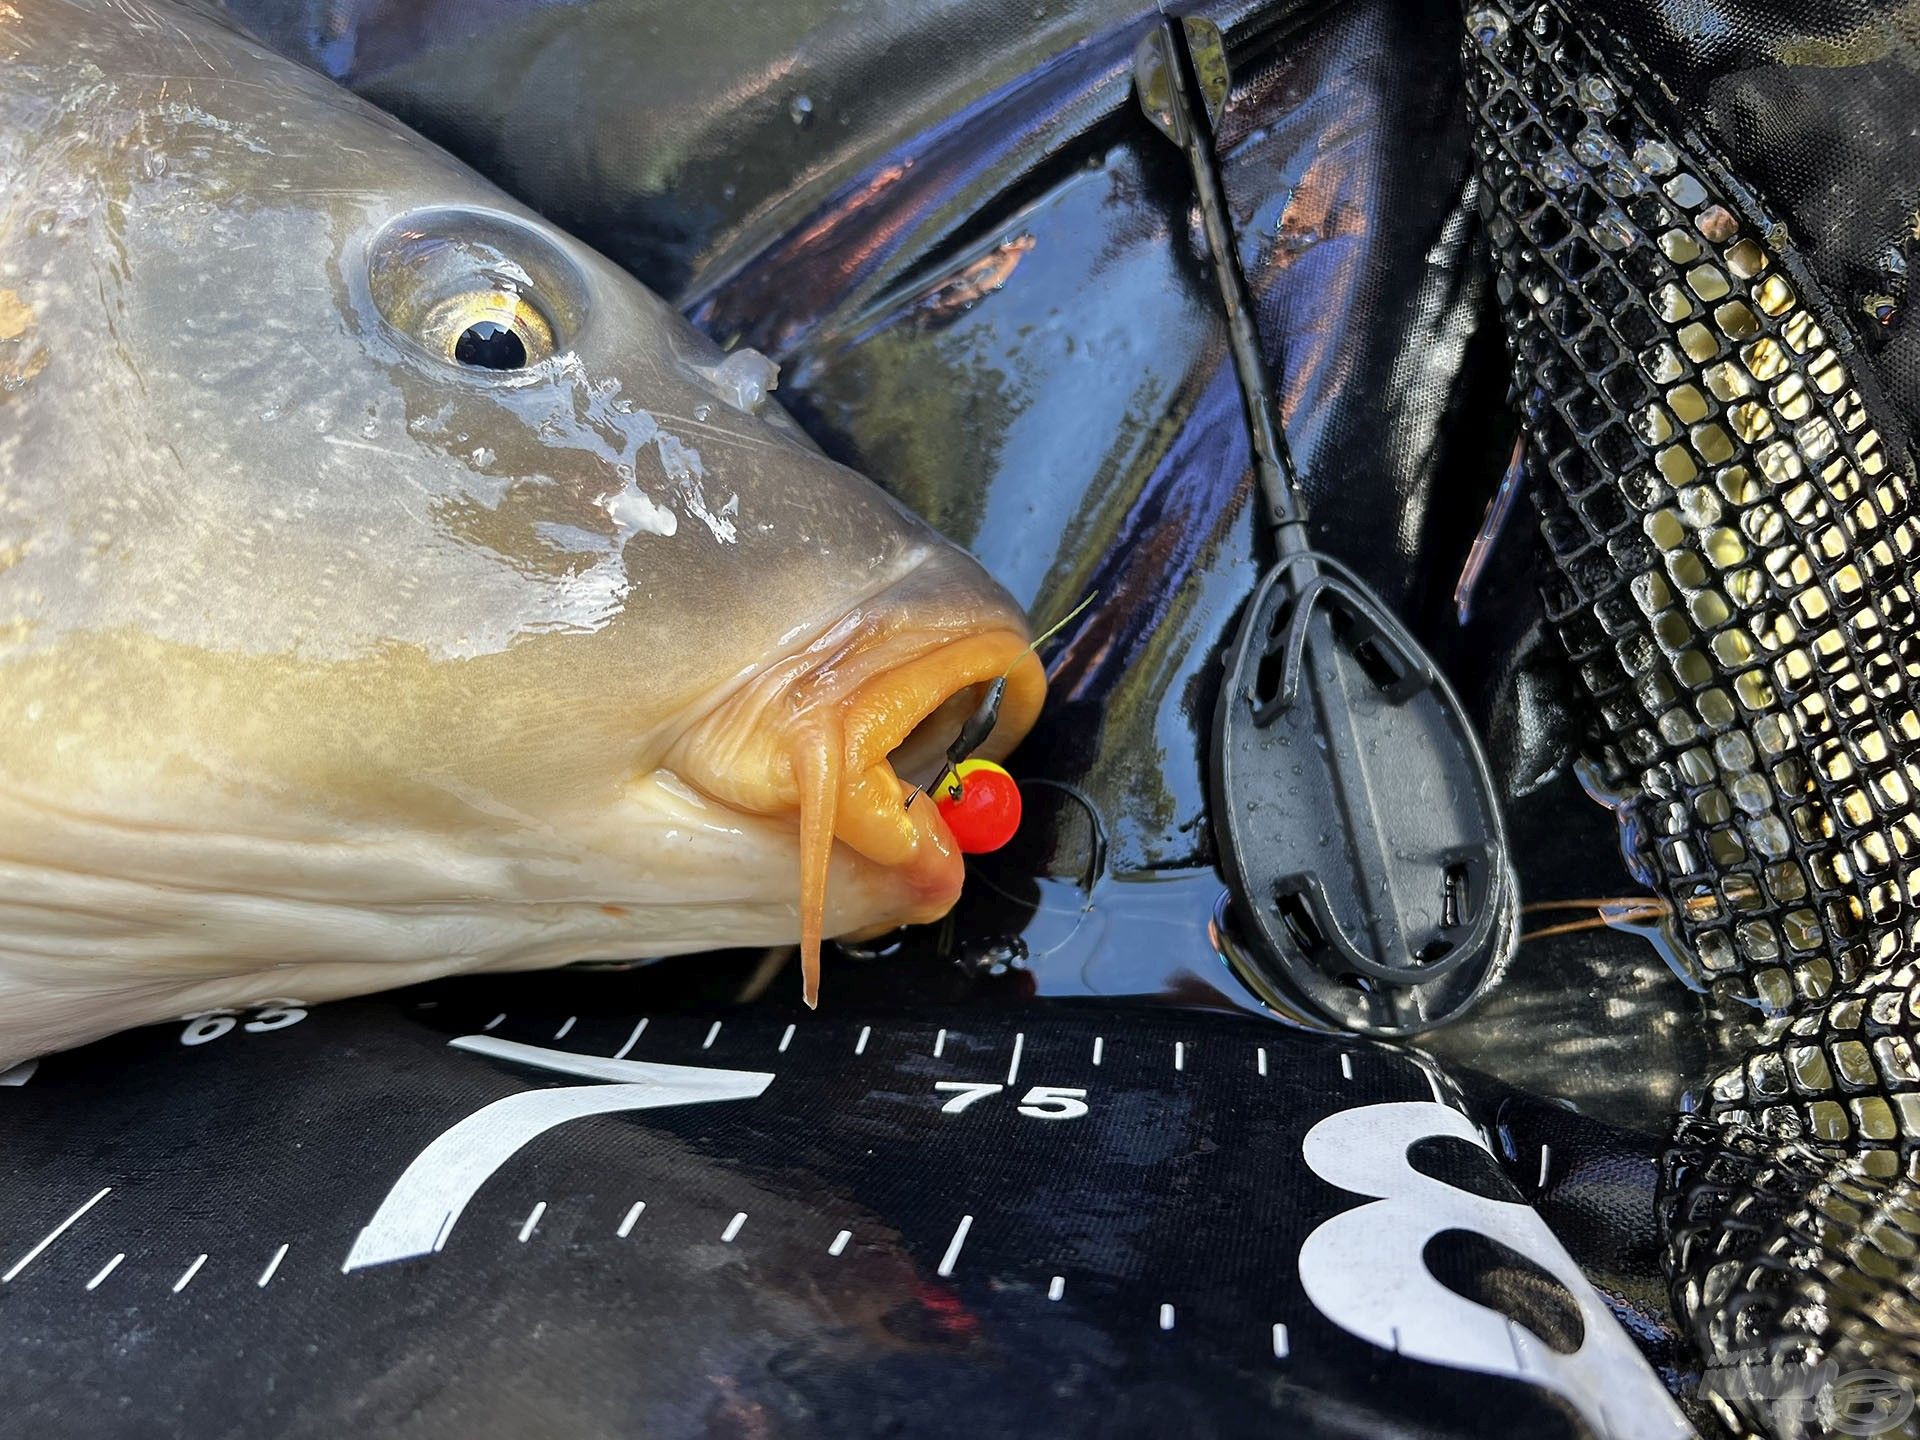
368, 211, 587, 372
418, 291, 555, 371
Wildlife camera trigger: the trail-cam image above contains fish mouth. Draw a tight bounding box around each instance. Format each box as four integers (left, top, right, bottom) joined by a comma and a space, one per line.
662, 576, 1047, 1005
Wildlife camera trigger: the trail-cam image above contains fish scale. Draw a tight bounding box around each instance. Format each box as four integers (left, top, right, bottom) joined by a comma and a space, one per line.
1463, 0, 1920, 1431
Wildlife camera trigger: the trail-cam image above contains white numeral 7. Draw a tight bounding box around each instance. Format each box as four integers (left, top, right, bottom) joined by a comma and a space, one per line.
934, 1081, 1005, 1113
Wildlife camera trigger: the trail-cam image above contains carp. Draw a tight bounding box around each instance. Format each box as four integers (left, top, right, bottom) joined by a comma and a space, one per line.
0, 0, 1044, 1063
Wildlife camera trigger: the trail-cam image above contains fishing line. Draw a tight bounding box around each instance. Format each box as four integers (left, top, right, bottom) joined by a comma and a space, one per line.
903, 590, 1097, 809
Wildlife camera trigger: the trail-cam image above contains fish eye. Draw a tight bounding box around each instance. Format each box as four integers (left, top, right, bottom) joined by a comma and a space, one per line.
367, 209, 586, 378
418, 290, 556, 370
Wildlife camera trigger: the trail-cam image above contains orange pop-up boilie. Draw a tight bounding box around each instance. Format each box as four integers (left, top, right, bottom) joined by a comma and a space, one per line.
934, 758, 1022, 854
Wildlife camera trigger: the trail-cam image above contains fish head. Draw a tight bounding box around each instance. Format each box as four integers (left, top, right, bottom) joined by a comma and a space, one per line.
0, 0, 1045, 1050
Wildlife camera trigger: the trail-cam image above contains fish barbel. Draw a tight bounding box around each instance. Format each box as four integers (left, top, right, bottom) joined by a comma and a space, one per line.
0, 0, 1045, 1063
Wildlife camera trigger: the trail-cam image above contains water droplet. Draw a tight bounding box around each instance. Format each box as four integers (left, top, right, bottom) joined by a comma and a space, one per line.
1593, 205, 1635, 251
1465, 7, 1509, 48
1602, 161, 1646, 197
1540, 153, 1580, 190
954, 936, 1028, 978
1727, 773, 1769, 816
1749, 815, 1790, 858
693, 403, 712, 422
1577, 74, 1619, 116
788, 93, 815, 128
1572, 127, 1615, 167
1633, 139, 1677, 177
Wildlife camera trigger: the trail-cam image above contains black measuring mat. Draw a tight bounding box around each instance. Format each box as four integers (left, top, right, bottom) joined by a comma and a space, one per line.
0, 979, 1689, 1439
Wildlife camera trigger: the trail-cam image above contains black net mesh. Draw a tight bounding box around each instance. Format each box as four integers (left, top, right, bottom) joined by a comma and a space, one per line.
1464, 0, 1920, 1431
1467, 0, 1918, 1023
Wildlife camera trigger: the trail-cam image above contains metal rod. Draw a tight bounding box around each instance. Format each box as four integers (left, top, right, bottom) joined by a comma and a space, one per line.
1146, 18, 1306, 547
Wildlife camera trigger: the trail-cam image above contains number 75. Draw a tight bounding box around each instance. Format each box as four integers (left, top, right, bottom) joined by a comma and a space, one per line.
933, 1081, 1089, 1120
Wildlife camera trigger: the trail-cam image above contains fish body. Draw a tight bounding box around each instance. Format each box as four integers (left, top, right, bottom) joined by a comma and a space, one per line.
0, 0, 1044, 1063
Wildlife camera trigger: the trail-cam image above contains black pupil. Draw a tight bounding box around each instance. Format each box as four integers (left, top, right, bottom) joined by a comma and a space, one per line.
454, 320, 528, 370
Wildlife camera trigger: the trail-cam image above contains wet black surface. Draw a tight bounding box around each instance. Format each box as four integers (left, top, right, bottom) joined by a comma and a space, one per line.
211, 0, 1920, 1141
82, 0, 1866, 1430
2, 988, 1617, 1439
224, 0, 1519, 877
213, 0, 1704, 1121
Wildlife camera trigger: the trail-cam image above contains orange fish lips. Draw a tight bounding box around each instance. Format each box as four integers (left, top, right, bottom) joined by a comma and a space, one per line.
664, 606, 1046, 1006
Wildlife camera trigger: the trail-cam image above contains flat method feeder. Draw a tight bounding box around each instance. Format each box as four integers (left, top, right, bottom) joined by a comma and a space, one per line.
1134, 14, 1517, 1036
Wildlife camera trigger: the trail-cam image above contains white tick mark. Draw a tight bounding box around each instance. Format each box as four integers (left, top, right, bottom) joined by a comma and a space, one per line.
3, 1187, 112, 1283
484, 1014, 505, 1031
933, 1028, 947, 1058
257, 1243, 289, 1288
1538, 1144, 1552, 1189
1339, 1053, 1353, 1081
1174, 1042, 1185, 1072
1272, 1322, 1290, 1358
1257, 1047, 1269, 1077
617, 1202, 646, 1238
173, 1254, 208, 1294
828, 1229, 851, 1257
518, 1203, 546, 1243
1159, 1303, 1175, 1331
613, 1019, 648, 1060
1006, 1033, 1025, 1085
1047, 1275, 1065, 1301
85, 1253, 125, 1291
1092, 1036, 1104, 1066
721, 1212, 747, 1243
778, 1024, 795, 1054
702, 1021, 722, 1050
937, 1215, 973, 1278
855, 1026, 870, 1056
554, 1017, 576, 1040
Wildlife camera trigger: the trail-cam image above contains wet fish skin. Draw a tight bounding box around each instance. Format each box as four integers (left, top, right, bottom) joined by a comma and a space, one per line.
0, 0, 1045, 1061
